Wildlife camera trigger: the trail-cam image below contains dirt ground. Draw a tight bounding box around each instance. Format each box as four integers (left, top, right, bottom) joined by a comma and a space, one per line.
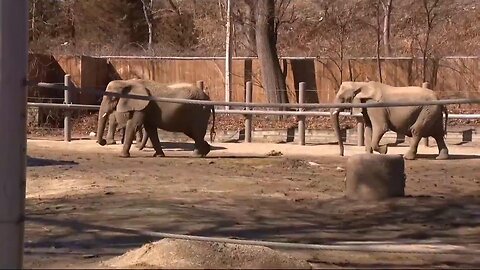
24, 138, 480, 268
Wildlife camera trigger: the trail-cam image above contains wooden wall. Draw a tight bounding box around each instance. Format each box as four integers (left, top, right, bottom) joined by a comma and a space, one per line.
28, 55, 480, 106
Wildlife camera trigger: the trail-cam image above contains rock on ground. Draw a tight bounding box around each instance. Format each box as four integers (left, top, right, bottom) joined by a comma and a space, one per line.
102, 239, 311, 269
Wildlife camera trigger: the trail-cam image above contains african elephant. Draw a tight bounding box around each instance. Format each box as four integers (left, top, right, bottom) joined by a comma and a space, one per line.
330, 81, 449, 160
96, 79, 216, 158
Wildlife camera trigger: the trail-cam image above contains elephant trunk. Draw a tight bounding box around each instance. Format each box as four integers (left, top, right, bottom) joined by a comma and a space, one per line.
330, 102, 344, 156
96, 108, 108, 146
138, 128, 149, 150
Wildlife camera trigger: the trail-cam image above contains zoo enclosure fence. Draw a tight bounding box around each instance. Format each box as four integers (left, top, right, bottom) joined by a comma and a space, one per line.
26, 75, 480, 255
29, 74, 480, 145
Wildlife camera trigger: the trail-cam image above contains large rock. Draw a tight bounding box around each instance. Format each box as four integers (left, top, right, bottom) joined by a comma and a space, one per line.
345, 154, 406, 201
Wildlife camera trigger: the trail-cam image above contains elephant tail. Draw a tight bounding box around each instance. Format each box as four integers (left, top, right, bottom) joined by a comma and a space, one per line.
209, 106, 216, 143
443, 106, 448, 137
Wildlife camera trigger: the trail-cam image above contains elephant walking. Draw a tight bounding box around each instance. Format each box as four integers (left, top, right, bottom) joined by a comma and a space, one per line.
330, 81, 449, 160
96, 79, 216, 158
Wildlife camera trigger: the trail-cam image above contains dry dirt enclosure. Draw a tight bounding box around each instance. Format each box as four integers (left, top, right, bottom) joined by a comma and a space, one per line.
24, 139, 480, 268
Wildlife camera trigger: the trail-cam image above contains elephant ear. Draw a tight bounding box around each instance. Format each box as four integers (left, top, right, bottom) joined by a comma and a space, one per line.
116, 82, 150, 113
351, 83, 379, 114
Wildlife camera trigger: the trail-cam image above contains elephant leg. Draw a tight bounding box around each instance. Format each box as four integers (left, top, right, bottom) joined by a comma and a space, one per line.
120, 112, 144, 158
135, 126, 143, 148
434, 135, 449, 160
121, 122, 136, 158
193, 139, 210, 158
106, 114, 117, 145
120, 128, 126, 144
192, 126, 211, 158
364, 125, 373, 153
371, 125, 388, 154
404, 135, 422, 160
144, 125, 165, 157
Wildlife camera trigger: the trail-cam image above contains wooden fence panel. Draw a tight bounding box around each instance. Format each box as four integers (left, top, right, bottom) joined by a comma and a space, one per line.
28, 54, 480, 110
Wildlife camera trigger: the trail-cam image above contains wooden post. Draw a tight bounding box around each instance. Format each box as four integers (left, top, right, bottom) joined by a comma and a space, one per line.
245, 81, 253, 143
421, 82, 430, 147
64, 74, 72, 142
0, 0, 28, 268
224, 0, 232, 110
298, 82, 306, 145
357, 119, 365, 146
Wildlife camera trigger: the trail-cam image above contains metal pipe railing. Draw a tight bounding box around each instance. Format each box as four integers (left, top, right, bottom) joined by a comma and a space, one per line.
33, 81, 480, 110
30, 75, 480, 145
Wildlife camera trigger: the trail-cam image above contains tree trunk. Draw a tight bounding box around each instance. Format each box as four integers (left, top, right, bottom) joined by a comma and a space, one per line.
30, 0, 36, 41
382, 0, 393, 56
244, 0, 257, 56
255, 0, 287, 107
376, 0, 383, 83
140, 0, 153, 52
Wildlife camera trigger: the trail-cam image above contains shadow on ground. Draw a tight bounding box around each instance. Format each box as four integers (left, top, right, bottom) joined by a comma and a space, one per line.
25, 193, 480, 267
27, 156, 78, 167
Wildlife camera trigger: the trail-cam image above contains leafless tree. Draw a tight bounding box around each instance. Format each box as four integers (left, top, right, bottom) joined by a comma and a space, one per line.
140, 0, 154, 52
381, 0, 394, 56
255, 0, 288, 106
315, 0, 357, 88
419, 0, 443, 82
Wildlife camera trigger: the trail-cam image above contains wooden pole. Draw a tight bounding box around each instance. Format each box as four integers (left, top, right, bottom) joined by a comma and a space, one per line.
225, 0, 232, 110
298, 82, 306, 145
357, 119, 365, 146
0, 0, 28, 268
245, 81, 253, 143
64, 74, 72, 142
422, 82, 430, 147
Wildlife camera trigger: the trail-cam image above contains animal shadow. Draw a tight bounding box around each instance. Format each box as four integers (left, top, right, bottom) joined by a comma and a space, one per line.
27, 156, 79, 167
160, 142, 226, 151
414, 153, 480, 160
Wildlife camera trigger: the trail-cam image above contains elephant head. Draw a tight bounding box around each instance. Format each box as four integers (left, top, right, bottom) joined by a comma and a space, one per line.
330, 81, 380, 156
97, 80, 150, 146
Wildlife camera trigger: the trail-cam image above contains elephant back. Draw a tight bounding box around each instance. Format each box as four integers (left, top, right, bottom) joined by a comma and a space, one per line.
135, 79, 208, 101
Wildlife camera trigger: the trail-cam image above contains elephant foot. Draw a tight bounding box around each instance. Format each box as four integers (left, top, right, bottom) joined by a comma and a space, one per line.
436, 150, 449, 160
403, 152, 417, 160
193, 149, 210, 158
153, 151, 166, 157
97, 139, 107, 146
378, 145, 388, 155
106, 139, 116, 145
120, 152, 131, 158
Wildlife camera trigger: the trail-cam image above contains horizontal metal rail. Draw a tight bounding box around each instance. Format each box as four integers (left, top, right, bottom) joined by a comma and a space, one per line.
27, 102, 100, 110
33, 82, 480, 110
26, 102, 480, 120
97, 55, 480, 60
98, 227, 480, 255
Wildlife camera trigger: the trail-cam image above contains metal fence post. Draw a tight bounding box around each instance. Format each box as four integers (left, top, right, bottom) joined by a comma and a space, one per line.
64, 74, 72, 142
421, 82, 430, 147
0, 0, 28, 267
357, 119, 365, 146
245, 81, 253, 143
298, 82, 306, 145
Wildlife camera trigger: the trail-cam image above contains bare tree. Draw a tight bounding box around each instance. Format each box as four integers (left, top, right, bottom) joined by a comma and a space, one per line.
315, 0, 357, 88
419, 0, 443, 82
255, 0, 288, 106
373, 0, 383, 82
381, 0, 394, 56
140, 0, 154, 52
